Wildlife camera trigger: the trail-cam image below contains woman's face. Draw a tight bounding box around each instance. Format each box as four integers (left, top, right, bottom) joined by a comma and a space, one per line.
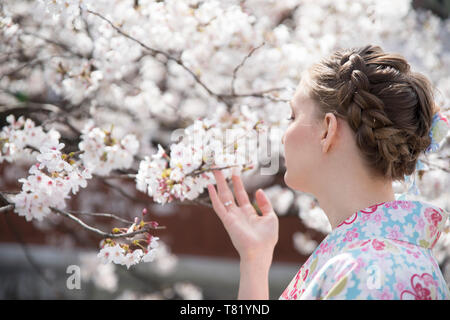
282, 78, 323, 192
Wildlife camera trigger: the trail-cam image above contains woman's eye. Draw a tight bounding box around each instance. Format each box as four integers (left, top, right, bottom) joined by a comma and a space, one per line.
287, 115, 295, 121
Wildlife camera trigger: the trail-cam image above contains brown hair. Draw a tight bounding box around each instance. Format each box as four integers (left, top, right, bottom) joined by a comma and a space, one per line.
304, 44, 439, 181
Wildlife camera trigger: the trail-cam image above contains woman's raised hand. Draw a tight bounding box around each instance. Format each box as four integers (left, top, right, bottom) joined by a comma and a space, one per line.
207, 167, 279, 263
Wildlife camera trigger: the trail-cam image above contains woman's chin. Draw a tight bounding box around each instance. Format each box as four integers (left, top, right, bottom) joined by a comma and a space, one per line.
283, 170, 292, 187
284, 170, 304, 192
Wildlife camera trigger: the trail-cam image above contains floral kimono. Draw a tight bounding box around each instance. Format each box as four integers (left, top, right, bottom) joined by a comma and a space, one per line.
280, 200, 450, 300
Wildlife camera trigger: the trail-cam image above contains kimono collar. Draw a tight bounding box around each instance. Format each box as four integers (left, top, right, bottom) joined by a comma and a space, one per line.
333, 200, 448, 249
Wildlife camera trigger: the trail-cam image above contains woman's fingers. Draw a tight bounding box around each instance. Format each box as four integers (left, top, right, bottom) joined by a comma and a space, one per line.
207, 184, 227, 221
231, 168, 251, 207
255, 189, 274, 216
212, 167, 237, 209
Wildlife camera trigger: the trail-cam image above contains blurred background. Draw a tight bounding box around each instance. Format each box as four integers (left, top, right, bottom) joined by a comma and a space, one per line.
0, 0, 449, 299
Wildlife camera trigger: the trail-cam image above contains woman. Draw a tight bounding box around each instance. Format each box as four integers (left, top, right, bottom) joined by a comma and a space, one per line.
206, 44, 449, 300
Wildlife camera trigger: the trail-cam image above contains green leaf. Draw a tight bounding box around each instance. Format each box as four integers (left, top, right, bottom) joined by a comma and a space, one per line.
14, 91, 28, 102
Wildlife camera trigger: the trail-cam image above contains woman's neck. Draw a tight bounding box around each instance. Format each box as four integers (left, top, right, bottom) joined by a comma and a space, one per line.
314, 174, 396, 231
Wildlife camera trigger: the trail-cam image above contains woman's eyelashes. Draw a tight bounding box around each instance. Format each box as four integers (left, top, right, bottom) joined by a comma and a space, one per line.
287, 102, 295, 121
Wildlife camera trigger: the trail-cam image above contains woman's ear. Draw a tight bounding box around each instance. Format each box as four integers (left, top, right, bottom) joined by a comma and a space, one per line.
320, 113, 338, 153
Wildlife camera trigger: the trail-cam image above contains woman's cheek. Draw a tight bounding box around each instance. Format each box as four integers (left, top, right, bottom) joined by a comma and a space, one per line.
283, 127, 295, 160
284, 126, 301, 167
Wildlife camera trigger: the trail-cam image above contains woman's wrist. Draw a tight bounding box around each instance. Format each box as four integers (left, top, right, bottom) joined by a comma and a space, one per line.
239, 248, 274, 268
240, 253, 273, 273
238, 256, 271, 300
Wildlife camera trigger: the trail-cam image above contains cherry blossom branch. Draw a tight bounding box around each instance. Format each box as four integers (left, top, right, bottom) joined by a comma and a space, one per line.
419, 158, 450, 173
185, 164, 240, 178
85, 9, 285, 106
67, 210, 135, 224
231, 42, 266, 96
0, 191, 165, 239
50, 206, 165, 239
0, 90, 83, 136
86, 9, 229, 106
0, 54, 74, 82
220, 87, 291, 101
100, 179, 148, 203
0, 204, 14, 213
95, 173, 137, 179
21, 30, 88, 59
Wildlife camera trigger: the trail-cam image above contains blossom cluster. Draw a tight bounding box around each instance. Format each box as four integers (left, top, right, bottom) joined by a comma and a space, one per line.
97, 236, 159, 269
97, 214, 161, 269
135, 105, 266, 204
78, 121, 140, 176
3, 115, 140, 220
0, 115, 61, 163
12, 143, 92, 221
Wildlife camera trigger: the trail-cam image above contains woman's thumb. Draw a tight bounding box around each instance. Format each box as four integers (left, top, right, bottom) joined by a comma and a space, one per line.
255, 189, 274, 216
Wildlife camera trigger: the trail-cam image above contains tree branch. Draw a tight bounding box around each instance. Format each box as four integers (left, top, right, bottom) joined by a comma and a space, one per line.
50, 206, 165, 239
231, 42, 265, 96
67, 209, 134, 225
0, 191, 165, 240
86, 9, 230, 107
85, 10, 286, 107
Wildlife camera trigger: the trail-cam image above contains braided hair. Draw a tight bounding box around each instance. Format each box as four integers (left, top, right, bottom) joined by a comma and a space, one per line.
304, 45, 439, 181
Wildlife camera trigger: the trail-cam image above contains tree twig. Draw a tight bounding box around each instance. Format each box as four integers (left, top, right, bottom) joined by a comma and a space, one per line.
67, 210, 134, 225
231, 42, 265, 96
0, 204, 14, 213
420, 158, 450, 173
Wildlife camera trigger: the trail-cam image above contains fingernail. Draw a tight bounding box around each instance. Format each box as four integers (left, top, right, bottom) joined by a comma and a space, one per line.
232, 166, 241, 176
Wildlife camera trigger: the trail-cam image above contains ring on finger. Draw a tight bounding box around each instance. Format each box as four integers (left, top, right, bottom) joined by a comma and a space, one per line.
223, 200, 233, 207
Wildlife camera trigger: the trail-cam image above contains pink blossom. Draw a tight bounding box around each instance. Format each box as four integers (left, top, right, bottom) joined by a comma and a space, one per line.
343, 227, 359, 242
385, 200, 416, 211
372, 239, 386, 251
316, 242, 331, 255
395, 281, 407, 293
377, 287, 394, 300
424, 208, 442, 232
400, 273, 436, 300
370, 211, 388, 226
399, 201, 416, 210
413, 215, 426, 231
353, 257, 366, 273
385, 201, 401, 209
406, 249, 421, 259
386, 225, 404, 240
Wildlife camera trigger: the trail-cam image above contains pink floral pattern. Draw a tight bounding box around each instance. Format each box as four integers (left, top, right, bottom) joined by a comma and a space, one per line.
280, 200, 449, 300
371, 239, 385, 251
343, 228, 359, 242
400, 273, 438, 300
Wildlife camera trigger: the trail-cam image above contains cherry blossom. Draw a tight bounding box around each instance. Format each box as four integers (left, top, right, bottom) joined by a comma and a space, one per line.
0, 0, 448, 280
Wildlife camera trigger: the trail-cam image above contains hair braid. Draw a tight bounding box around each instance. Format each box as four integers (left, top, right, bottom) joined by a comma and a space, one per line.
305, 44, 438, 181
